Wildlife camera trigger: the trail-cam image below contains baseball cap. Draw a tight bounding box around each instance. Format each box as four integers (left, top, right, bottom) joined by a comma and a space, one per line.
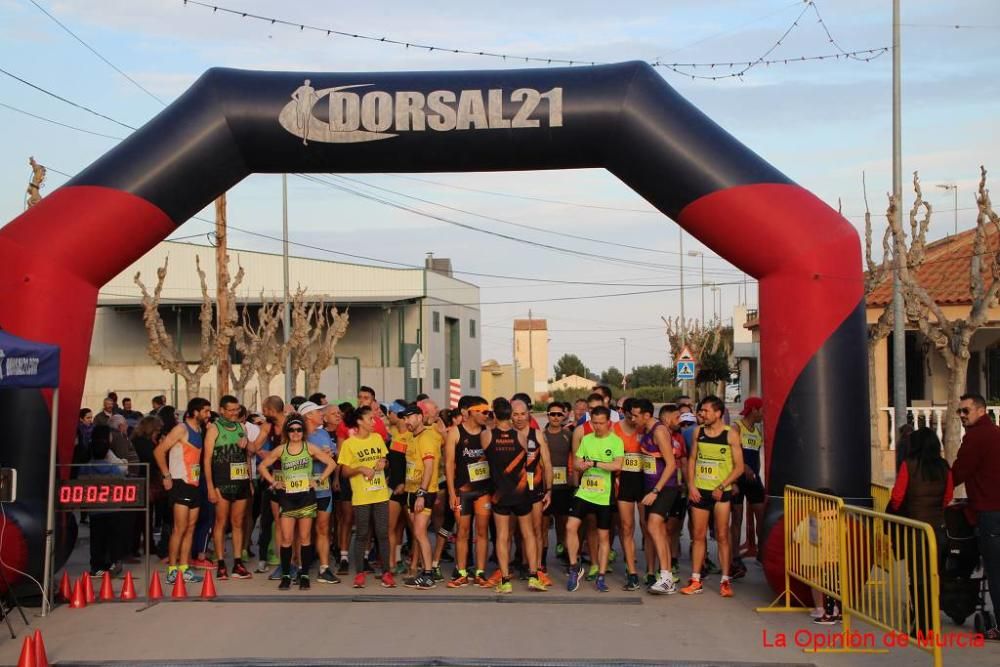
398, 405, 422, 418
741, 397, 763, 416
298, 401, 325, 416
679, 413, 697, 425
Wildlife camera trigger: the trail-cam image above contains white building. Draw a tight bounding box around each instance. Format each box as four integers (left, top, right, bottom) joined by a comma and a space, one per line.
85, 242, 481, 410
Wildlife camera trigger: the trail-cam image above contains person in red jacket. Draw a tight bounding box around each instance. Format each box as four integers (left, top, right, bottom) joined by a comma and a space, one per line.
953, 392, 1000, 641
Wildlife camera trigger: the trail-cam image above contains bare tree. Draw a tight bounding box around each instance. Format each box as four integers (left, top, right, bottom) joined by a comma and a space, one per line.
291, 301, 350, 395
859, 178, 896, 480
889, 168, 1000, 459
134, 255, 244, 401
233, 296, 285, 401
662, 316, 729, 397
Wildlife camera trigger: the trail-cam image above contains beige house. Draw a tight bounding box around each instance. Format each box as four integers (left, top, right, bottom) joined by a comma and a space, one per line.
480, 359, 534, 402
867, 227, 1000, 472
513, 318, 549, 398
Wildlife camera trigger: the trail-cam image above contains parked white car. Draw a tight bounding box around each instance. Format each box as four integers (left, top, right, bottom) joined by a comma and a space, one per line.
725, 382, 741, 403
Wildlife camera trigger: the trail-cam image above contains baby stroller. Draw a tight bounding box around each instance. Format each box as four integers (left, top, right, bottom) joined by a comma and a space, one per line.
940, 502, 994, 632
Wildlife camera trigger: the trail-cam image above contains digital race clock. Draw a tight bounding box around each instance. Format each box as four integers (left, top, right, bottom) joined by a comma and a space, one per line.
56, 477, 147, 509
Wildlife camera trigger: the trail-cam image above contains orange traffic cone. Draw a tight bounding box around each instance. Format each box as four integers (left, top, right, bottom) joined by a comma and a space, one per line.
33, 630, 49, 667
99, 571, 115, 601
148, 571, 163, 600
58, 571, 72, 601
69, 577, 87, 609
15, 634, 35, 667
171, 570, 188, 599
200, 570, 217, 600
120, 571, 137, 600
81, 572, 95, 603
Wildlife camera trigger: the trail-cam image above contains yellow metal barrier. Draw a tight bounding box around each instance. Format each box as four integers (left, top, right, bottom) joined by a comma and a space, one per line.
757, 485, 844, 612
841, 504, 942, 667
871, 482, 892, 513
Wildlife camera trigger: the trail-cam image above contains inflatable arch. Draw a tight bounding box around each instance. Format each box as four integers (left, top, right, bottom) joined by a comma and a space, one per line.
0, 61, 869, 586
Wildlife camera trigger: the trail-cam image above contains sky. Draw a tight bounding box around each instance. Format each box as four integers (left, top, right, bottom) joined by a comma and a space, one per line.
1, 0, 998, 377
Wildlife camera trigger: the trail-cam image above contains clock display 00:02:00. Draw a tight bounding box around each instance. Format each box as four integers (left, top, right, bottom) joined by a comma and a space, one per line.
56, 478, 147, 509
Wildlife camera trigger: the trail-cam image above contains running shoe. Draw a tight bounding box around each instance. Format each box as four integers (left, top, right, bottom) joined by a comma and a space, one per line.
537, 570, 553, 588
318, 568, 341, 584
216, 561, 229, 581
403, 575, 422, 589
719, 580, 733, 598
299, 575, 311, 590
190, 557, 214, 569
813, 614, 837, 625
380, 572, 397, 588
353, 573, 366, 588
242, 549, 252, 562
165, 569, 177, 585
268, 565, 283, 581
417, 573, 437, 590
255, 561, 269, 574
567, 564, 583, 592
649, 576, 677, 595
595, 574, 609, 593
231, 562, 252, 579
91, 569, 108, 578
431, 566, 444, 582
448, 573, 469, 588
182, 568, 203, 584
586, 564, 600, 581
336, 557, 350, 575
473, 571, 489, 587
680, 578, 704, 595
555, 544, 568, 563
704, 558, 721, 575
392, 562, 408, 576
983, 627, 1000, 642
731, 561, 747, 580
495, 578, 513, 594
608, 549, 617, 564
644, 573, 656, 588
278, 575, 291, 590
482, 569, 503, 588
809, 607, 826, 619
528, 576, 547, 592
623, 573, 641, 591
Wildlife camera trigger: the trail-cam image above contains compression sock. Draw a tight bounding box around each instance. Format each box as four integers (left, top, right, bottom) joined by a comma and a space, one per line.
280, 546, 293, 576
301, 545, 315, 573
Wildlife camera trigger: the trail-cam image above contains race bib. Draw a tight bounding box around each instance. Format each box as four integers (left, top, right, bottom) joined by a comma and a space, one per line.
696, 458, 721, 484
229, 462, 249, 481
189, 464, 201, 485
312, 474, 329, 487
582, 473, 606, 494
366, 472, 386, 493
467, 461, 490, 483
641, 454, 658, 475
552, 466, 568, 486
286, 476, 309, 494
406, 459, 420, 480
272, 470, 283, 483
622, 454, 642, 473
527, 473, 535, 491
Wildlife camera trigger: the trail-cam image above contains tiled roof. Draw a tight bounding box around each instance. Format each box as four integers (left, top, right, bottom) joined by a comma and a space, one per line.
513, 318, 548, 331
867, 225, 998, 307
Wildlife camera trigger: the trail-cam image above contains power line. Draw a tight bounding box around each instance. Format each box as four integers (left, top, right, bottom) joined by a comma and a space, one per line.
384, 174, 661, 215
0, 101, 125, 140
0, 66, 137, 130
323, 173, 730, 262
179, 0, 887, 78
901, 23, 1000, 31
27, 0, 166, 105
655, 0, 806, 57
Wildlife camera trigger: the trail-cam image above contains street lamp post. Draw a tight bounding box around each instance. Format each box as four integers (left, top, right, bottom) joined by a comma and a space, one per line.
935, 183, 958, 235
688, 250, 705, 326
710, 284, 721, 322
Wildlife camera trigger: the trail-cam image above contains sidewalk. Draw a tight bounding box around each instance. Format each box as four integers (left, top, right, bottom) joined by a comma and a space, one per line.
1, 549, 997, 665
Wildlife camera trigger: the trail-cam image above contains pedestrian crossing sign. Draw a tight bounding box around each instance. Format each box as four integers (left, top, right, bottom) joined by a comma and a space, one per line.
676, 360, 696, 381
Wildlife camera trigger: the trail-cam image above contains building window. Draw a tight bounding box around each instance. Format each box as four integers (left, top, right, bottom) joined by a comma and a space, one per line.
469, 319, 477, 338
432, 311, 440, 333
469, 369, 477, 388
433, 368, 441, 389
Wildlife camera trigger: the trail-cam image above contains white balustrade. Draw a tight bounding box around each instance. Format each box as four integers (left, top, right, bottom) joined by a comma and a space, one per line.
879, 406, 1000, 449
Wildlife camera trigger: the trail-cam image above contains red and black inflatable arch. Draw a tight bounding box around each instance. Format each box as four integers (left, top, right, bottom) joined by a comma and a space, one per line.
0, 61, 868, 587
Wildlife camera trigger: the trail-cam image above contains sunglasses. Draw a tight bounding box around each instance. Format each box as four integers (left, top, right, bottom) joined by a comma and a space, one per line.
286, 427, 304, 433
547, 412, 565, 418
957, 408, 970, 415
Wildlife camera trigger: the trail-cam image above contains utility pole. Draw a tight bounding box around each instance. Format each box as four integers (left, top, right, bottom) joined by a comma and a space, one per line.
528, 308, 534, 383
512, 324, 519, 395
620, 337, 627, 388
679, 229, 686, 345
215, 193, 230, 396
891, 0, 908, 436
282, 174, 293, 400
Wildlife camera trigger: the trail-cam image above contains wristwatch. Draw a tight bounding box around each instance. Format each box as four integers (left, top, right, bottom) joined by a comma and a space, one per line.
416, 488, 427, 497
651, 487, 660, 494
